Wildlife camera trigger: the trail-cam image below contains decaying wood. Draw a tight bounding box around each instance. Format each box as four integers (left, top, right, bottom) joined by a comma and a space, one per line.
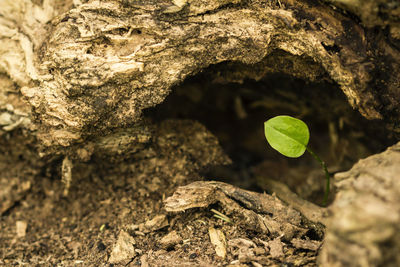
325, 0, 400, 30
254, 176, 328, 226
320, 142, 400, 267
164, 181, 325, 240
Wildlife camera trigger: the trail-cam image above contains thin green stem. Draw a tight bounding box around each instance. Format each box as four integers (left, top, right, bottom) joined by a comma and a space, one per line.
306, 147, 331, 206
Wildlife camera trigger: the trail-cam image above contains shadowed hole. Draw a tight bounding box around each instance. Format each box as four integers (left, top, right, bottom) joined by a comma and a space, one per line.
144, 59, 396, 205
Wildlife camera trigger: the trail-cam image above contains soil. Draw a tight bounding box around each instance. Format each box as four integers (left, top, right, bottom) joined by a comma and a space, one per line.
0, 129, 318, 267
0, 66, 397, 266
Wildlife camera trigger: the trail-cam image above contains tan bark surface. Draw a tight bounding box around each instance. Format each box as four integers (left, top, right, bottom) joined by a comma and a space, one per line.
320, 142, 400, 266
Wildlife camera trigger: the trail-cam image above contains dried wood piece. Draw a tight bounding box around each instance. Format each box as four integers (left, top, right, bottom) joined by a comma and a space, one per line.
61, 156, 73, 196
141, 215, 169, 233
268, 237, 284, 259
228, 238, 258, 263
159, 231, 182, 249
256, 177, 328, 226
209, 227, 227, 259
15, 221, 27, 238
164, 181, 223, 212
290, 238, 321, 251
109, 230, 136, 264
164, 181, 324, 240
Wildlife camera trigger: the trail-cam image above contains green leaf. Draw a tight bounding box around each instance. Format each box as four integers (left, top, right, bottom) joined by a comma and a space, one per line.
264, 115, 310, 158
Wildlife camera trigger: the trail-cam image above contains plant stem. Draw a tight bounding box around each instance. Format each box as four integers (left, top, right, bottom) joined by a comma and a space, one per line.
306, 147, 331, 206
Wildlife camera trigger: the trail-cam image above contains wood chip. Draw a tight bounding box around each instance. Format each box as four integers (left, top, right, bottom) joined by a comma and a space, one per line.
109, 230, 136, 264
16, 220, 27, 237
209, 227, 227, 259
290, 238, 321, 251
269, 237, 284, 258
228, 238, 256, 263
141, 214, 169, 233
61, 156, 73, 197
140, 254, 149, 267
251, 261, 263, 267
164, 182, 219, 212
159, 230, 182, 249
228, 238, 256, 248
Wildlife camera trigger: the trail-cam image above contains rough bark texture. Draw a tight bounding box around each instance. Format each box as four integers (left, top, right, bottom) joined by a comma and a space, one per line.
164, 180, 326, 242
320, 142, 400, 267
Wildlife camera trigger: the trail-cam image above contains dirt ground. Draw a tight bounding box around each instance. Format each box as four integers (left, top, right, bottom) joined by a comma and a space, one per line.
0, 126, 319, 267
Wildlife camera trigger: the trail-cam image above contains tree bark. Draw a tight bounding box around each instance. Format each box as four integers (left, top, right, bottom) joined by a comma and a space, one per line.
320, 142, 400, 266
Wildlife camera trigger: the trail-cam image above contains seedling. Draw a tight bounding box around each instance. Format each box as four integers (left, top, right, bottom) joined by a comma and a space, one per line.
211, 209, 233, 224
264, 115, 331, 205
